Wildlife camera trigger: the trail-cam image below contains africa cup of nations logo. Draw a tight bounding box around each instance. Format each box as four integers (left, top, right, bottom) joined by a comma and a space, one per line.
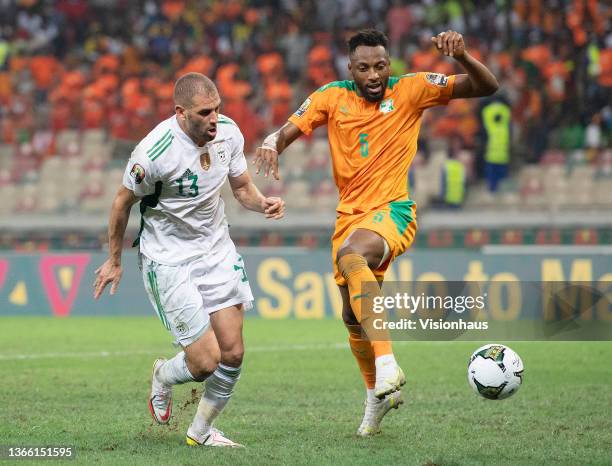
130, 163, 145, 184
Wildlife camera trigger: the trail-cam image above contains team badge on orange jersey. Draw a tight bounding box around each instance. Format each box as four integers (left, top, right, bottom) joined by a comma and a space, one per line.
379, 98, 394, 114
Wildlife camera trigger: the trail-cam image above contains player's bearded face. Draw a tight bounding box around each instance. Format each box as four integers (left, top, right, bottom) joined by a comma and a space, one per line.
183, 93, 221, 145
349, 46, 390, 103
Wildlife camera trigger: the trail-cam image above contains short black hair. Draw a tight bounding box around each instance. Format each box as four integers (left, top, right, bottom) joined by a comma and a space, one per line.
348, 29, 389, 55
173, 72, 218, 108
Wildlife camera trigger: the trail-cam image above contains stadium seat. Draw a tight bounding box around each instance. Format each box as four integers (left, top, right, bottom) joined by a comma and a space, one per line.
0, 184, 18, 214
82, 129, 106, 146
284, 180, 311, 209
594, 179, 612, 207
466, 185, 496, 208
0, 144, 13, 169
0, 168, 13, 187
568, 164, 596, 182
456, 149, 475, 181
499, 190, 521, 209
539, 150, 566, 165
263, 181, 286, 198
55, 129, 81, 157
281, 138, 307, 158
14, 184, 38, 213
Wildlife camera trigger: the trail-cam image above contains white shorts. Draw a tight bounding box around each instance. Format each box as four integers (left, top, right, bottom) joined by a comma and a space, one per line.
139, 246, 253, 347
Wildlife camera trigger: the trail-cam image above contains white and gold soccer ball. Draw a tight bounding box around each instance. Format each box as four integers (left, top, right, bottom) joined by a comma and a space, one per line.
467, 344, 524, 400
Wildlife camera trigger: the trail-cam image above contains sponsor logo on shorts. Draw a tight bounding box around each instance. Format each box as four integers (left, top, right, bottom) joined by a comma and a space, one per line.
175, 321, 188, 335
425, 73, 448, 87
294, 98, 312, 117
130, 163, 145, 184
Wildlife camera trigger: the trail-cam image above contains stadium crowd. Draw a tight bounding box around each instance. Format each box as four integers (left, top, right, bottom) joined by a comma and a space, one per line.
0, 0, 611, 252
1, 0, 610, 155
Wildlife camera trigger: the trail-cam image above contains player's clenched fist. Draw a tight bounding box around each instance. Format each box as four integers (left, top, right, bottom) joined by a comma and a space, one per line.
431, 30, 465, 58
262, 196, 285, 219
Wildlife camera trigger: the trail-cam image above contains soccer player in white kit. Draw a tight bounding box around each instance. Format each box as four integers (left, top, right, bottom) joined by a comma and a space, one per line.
94, 72, 285, 447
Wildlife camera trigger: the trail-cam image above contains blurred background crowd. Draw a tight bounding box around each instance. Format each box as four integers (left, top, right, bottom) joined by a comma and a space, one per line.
0, 0, 610, 250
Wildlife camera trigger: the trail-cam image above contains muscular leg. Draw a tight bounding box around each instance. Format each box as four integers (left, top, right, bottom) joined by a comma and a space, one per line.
341, 285, 376, 390
190, 305, 244, 439
336, 228, 392, 356
156, 326, 220, 386
151, 322, 221, 425
337, 229, 404, 399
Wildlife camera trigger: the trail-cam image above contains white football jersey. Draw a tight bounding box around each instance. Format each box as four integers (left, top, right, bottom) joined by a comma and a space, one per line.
122, 114, 247, 265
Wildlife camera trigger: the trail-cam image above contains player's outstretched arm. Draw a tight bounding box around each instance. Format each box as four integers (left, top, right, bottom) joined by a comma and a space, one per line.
254, 121, 303, 180
93, 186, 140, 300
229, 170, 285, 219
431, 30, 499, 99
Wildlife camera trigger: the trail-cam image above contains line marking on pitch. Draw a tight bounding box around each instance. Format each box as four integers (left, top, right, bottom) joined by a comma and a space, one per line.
0, 340, 561, 362
0, 343, 350, 361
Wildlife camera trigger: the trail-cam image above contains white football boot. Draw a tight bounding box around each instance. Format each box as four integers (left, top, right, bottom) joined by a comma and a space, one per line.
186, 427, 244, 448
148, 358, 173, 424
357, 391, 403, 437
374, 361, 406, 399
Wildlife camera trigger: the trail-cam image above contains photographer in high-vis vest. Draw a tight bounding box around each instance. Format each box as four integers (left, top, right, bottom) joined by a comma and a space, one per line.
480, 97, 511, 192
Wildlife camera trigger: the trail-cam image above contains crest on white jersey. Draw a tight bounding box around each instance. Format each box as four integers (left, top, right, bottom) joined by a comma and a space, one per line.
216, 145, 229, 165
201, 152, 211, 171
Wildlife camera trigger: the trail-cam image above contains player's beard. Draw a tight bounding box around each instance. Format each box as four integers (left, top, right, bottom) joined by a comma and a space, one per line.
186, 115, 215, 146
359, 78, 388, 103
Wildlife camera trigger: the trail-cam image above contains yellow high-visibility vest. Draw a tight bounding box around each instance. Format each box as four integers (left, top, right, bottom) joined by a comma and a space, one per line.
444, 159, 465, 205
482, 102, 511, 164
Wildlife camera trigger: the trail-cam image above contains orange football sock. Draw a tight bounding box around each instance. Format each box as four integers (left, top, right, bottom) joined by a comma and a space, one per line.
338, 253, 393, 358
346, 324, 376, 389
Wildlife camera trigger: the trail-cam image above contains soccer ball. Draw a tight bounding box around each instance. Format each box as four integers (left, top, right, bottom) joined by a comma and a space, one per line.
467, 344, 524, 400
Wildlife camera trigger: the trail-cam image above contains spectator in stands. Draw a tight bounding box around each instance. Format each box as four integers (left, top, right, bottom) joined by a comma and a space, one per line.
0, 0, 610, 220
440, 153, 467, 208
478, 94, 512, 192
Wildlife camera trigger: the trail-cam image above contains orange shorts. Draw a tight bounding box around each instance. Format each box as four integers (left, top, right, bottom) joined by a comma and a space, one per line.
331, 199, 418, 286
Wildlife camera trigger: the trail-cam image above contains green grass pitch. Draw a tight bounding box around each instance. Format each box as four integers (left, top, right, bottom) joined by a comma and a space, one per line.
1, 317, 611, 465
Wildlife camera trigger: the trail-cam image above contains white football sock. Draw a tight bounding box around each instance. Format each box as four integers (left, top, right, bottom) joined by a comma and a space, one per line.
156, 351, 195, 385
366, 388, 379, 404
191, 363, 241, 435
375, 354, 398, 378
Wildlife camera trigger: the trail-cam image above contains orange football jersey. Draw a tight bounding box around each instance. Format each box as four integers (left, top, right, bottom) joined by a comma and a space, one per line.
288, 72, 455, 214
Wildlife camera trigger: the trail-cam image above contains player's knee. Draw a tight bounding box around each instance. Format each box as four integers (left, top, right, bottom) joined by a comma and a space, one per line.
187, 353, 220, 381
337, 247, 367, 274
337, 245, 379, 270
336, 244, 359, 262
221, 346, 244, 367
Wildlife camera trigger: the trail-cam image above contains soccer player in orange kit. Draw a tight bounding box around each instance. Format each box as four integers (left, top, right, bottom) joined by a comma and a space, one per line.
255, 29, 498, 436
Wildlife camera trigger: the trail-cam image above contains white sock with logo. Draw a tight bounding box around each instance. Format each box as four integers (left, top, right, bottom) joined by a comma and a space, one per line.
156, 351, 195, 385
